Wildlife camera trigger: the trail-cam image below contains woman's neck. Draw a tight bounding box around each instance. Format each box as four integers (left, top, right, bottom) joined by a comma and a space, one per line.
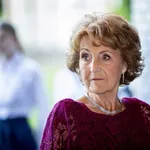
88, 92, 121, 111
5, 50, 16, 60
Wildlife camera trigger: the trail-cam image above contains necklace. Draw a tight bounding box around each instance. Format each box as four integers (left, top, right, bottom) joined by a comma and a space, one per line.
84, 93, 123, 115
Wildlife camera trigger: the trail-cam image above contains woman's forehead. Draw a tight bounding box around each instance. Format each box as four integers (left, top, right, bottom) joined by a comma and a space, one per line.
79, 36, 122, 57
80, 36, 109, 50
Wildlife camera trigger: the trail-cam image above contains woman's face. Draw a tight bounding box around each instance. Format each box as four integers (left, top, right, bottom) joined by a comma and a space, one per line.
0, 29, 14, 54
79, 36, 126, 95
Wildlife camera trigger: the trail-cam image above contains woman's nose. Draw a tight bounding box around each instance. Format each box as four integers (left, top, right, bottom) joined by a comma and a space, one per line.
90, 59, 101, 72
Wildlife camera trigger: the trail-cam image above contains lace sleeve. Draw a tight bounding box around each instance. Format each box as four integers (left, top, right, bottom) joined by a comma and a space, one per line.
40, 100, 69, 150
139, 101, 150, 132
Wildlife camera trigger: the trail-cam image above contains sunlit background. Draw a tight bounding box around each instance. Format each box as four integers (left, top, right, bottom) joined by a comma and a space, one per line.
0, 0, 150, 140
0, 0, 131, 102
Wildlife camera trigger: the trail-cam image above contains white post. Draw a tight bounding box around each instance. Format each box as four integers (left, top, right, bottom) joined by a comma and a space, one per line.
130, 0, 150, 104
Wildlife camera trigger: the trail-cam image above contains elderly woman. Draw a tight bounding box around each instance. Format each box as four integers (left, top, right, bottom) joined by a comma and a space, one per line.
40, 13, 150, 150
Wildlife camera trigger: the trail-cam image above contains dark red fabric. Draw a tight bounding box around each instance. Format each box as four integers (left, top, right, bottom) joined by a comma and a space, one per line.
40, 98, 150, 150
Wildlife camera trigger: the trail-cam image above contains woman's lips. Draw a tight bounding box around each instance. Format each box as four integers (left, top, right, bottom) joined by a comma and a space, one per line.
91, 78, 104, 80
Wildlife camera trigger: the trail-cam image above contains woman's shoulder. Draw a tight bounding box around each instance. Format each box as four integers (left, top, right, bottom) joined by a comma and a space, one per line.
122, 97, 150, 118
21, 57, 40, 71
54, 98, 85, 111
51, 98, 82, 113
48, 98, 85, 124
122, 97, 150, 107
55, 98, 76, 106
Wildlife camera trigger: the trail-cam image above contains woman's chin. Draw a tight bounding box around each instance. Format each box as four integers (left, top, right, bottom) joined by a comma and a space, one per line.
89, 88, 106, 94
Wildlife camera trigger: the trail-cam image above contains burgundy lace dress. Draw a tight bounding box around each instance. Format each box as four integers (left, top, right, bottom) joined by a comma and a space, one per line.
40, 98, 150, 150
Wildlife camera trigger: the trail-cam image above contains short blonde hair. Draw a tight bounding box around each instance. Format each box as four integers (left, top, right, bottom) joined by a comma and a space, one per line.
66, 12, 144, 85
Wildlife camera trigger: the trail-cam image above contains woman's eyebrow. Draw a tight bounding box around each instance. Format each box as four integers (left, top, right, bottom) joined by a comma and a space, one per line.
80, 47, 89, 51
99, 50, 113, 54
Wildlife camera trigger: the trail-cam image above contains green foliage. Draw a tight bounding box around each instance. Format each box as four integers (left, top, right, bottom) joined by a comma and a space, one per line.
112, 0, 131, 21
0, 0, 2, 17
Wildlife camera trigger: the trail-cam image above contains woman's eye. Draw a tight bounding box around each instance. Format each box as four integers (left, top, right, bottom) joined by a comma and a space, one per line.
81, 53, 90, 61
102, 54, 111, 60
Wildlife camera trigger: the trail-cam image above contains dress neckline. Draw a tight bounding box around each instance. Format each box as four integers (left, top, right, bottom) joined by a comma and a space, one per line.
75, 98, 128, 117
